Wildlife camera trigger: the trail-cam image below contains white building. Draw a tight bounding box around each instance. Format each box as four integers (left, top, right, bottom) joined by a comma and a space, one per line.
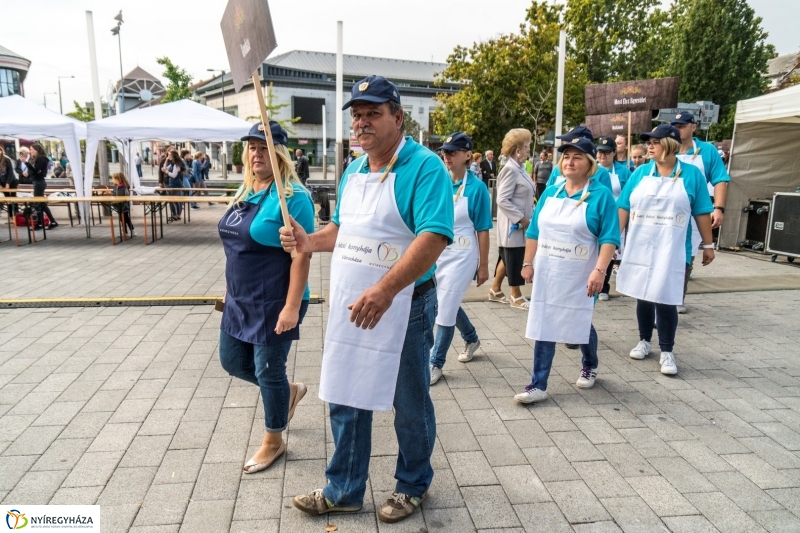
194, 50, 458, 165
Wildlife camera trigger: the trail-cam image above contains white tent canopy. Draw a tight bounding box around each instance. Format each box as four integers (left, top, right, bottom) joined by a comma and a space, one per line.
84, 99, 252, 194
0, 94, 87, 212
720, 84, 800, 248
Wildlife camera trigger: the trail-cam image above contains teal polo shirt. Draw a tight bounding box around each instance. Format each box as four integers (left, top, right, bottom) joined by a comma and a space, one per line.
332, 137, 454, 285
527, 179, 620, 247
681, 137, 731, 187
617, 161, 714, 264
452, 169, 493, 232
245, 182, 316, 300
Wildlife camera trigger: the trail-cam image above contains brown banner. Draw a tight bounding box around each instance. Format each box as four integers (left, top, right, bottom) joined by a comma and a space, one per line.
584, 111, 654, 138
220, 0, 278, 93
585, 77, 679, 115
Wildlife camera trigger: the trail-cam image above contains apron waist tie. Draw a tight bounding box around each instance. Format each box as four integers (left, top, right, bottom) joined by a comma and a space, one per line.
413, 276, 436, 299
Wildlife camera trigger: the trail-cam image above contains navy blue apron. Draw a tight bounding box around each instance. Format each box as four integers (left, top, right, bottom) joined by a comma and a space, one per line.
218, 184, 308, 345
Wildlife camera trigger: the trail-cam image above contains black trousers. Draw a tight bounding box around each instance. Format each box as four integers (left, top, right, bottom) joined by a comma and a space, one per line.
32, 180, 56, 225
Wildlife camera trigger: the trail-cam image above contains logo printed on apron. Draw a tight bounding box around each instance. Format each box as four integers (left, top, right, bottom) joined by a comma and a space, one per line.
538, 239, 592, 261
630, 209, 689, 228
333, 234, 404, 269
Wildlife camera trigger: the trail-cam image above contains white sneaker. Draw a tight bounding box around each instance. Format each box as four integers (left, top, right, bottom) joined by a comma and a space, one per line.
514, 387, 548, 404
576, 366, 597, 388
660, 352, 678, 375
430, 365, 443, 385
598, 293, 609, 301
458, 340, 480, 362
677, 305, 687, 314
130, 229, 137, 237
629, 340, 652, 360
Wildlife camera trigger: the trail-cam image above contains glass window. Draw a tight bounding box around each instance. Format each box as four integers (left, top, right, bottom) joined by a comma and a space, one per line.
0, 69, 22, 97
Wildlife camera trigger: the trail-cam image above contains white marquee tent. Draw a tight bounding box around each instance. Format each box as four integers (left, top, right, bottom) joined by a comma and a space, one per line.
84, 99, 253, 194
0, 95, 87, 215
721, 84, 800, 248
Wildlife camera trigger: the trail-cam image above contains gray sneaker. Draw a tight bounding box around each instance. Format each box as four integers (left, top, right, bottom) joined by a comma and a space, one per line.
292, 489, 361, 515
458, 340, 480, 362
378, 491, 427, 523
430, 365, 443, 385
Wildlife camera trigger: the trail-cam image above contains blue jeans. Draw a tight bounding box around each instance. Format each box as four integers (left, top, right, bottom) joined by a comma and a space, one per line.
168, 177, 183, 216
323, 287, 438, 507
528, 325, 598, 391
430, 307, 479, 369
218, 330, 293, 432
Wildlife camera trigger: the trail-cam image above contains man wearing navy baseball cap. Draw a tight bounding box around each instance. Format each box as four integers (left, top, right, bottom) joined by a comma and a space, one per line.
670, 111, 729, 313
282, 75, 453, 524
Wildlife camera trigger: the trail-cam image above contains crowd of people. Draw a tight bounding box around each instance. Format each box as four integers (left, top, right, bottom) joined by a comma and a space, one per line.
212, 74, 731, 525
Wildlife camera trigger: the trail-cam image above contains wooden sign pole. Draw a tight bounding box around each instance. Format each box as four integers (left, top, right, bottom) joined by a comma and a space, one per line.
627, 111, 632, 169
251, 69, 296, 258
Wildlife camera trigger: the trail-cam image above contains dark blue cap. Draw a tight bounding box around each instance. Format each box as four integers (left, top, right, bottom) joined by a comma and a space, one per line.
596, 136, 616, 152
557, 125, 594, 142
440, 132, 473, 152
640, 124, 682, 143
342, 75, 401, 110
241, 121, 288, 146
670, 111, 696, 125
558, 137, 597, 158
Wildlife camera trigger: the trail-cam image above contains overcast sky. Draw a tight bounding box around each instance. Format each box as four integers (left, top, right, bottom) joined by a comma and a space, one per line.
4, 0, 798, 114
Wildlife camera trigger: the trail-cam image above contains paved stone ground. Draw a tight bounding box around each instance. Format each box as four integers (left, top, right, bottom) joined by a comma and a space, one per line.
2, 206, 800, 532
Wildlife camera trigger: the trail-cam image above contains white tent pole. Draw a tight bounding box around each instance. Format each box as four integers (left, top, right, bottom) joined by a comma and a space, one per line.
86, 10, 108, 196
322, 104, 327, 181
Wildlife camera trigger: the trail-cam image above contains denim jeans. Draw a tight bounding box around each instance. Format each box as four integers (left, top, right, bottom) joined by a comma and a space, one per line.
430, 306, 479, 369
168, 177, 183, 217
527, 325, 598, 391
323, 287, 437, 507
636, 299, 678, 352
218, 330, 293, 433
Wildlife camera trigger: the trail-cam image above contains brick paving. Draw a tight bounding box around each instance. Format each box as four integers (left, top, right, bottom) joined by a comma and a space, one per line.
2, 206, 800, 532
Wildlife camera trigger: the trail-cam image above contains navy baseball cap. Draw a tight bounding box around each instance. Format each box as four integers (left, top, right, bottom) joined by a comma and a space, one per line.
558, 137, 597, 158
440, 132, 473, 152
342, 75, 401, 110
241, 121, 288, 146
557, 125, 594, 143
670, 112, 696, 125
596, 136, 616, 152
640, 124, 682, 143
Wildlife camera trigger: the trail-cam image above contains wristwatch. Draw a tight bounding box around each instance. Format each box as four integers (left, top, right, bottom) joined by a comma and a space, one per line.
522, 262, 533, 267
714, 206, 725, 213
702, 243, 714, 249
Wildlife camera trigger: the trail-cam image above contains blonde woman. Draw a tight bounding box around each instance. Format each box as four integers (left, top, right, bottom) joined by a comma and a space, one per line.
630, 144, 648, 169
490, 128, 535, 309
217, 121, 315, 473
617, 124, 714, 376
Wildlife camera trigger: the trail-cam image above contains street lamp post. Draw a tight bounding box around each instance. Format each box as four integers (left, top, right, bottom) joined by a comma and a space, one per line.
43, 92, 57, 110
57, 76, 75, 114
206, 69, 226, 114
111, 11, 124, 115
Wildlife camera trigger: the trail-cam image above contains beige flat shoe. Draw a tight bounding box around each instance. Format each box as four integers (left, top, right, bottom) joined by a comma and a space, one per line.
243, 440, 286, 474
288, 382, 307, 422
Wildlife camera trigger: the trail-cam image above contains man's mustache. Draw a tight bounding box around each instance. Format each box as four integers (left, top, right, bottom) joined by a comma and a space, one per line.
356, 128, 376, 136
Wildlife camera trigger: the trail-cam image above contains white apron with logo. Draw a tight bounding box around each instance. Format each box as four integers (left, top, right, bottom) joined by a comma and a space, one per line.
435, 173, 480, 327
320, 147, 416, 411
677, 142, 710, 256
607, 166, 626, 258
526, 181, 597, 345
616, 162, 691, 305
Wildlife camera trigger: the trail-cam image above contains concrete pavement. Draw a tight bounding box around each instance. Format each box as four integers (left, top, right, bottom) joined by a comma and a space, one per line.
2, 204, 800, 532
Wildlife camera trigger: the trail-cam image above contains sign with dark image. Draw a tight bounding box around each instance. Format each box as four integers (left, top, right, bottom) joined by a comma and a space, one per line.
584, 111, 654, 138
585, 77, 679, 115
220, 0, 278, 93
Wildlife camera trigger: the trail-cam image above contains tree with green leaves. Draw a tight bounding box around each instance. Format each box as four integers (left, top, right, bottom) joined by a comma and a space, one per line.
564, 0, 670, 83
246, 82, 300, 134
665, 0, 774, 139
156, 56, 193, 103
66, 101, 97, 122
433, 2, 587, 152
403, 112, 430, 145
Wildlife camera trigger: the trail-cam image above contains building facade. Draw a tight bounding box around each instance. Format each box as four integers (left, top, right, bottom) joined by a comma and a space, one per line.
194, 50, 457, 164
0, 44, 30, 98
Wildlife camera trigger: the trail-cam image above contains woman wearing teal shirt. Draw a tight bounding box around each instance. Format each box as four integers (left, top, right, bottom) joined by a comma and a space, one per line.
616, 124, 714, 376
218, 121, 315, 473
515, 138, 620, 404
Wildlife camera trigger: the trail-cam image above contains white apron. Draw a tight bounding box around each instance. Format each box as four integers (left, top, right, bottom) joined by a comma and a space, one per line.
616, 162, 691, 305
525, 181, 597, 344
320, 144, 416, 411
435, 173, 480, 327
677, 143, 710, 256
606, 166, 626, 259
